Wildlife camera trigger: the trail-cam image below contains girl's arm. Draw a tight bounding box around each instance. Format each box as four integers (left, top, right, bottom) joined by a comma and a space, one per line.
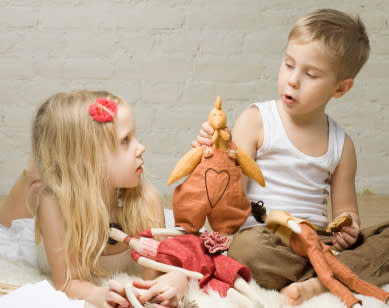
330, 134, 360, 251
38, 193, 129, 308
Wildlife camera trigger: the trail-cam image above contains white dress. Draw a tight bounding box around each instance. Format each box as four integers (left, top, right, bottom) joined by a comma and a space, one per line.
0, 208, 177, 274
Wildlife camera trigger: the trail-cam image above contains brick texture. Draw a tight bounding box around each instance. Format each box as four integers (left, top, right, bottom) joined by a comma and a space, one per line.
1, 1, 388, 196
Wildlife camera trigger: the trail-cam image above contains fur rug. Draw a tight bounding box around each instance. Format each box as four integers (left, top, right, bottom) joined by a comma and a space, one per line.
1, 256, 388, 308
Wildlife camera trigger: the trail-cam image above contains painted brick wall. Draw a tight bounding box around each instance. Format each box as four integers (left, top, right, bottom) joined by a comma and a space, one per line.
1, 0, 388, 196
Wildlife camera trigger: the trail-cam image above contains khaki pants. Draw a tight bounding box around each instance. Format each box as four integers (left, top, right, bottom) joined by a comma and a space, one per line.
228, 221, 389, 290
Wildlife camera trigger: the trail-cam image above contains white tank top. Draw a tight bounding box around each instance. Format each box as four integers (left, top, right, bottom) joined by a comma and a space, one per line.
241, 100, 345, 229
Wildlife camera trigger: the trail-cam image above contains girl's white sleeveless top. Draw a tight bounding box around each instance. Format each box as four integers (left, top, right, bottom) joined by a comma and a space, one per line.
241, 100, 345, 229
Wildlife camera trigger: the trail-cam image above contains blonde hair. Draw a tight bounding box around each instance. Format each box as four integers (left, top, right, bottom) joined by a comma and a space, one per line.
33, 90, 161, 286
288, 8, 370, 80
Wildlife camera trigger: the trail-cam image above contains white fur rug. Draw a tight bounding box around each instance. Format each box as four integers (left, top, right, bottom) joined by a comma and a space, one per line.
1, 256, 388, 308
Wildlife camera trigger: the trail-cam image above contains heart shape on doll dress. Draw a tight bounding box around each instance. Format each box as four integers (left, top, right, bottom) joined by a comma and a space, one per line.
205, 168, 230, 208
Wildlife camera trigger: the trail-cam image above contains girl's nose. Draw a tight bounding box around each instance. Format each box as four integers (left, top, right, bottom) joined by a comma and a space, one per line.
137, 142, 146, 156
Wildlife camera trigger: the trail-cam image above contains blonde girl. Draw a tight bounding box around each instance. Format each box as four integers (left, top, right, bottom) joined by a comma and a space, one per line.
2, 90, 187, 307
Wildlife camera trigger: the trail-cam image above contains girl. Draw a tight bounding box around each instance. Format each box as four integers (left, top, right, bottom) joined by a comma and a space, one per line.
0, 90, 188, 307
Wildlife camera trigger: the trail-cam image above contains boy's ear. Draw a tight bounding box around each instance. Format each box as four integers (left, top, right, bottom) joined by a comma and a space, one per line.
333, 79, 354, 98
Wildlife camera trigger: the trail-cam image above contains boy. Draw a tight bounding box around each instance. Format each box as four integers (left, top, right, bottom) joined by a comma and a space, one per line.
195, 8, 389, 306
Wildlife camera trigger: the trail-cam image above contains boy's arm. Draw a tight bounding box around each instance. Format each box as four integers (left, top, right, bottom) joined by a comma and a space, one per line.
329, 134, 360, 251
232, 106, 264, 187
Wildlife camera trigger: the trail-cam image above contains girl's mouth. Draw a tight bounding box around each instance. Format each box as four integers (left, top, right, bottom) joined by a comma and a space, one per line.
136, 166, 143, 174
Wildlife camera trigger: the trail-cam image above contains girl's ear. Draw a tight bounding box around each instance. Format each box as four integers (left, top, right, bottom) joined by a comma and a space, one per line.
333, 78, 354, 98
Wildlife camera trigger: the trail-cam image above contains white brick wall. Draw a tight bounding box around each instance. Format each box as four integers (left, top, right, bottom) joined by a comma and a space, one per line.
1, 1, 388, 196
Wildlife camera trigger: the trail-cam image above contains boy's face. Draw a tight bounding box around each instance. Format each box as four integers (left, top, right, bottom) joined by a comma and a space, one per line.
278, 39, 342, 118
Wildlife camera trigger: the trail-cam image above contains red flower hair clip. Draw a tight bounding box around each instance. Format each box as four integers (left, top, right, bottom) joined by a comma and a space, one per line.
89, 98, 118, 122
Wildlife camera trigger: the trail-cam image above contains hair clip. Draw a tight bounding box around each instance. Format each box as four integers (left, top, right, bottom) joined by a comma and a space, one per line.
89, 98, 118, 122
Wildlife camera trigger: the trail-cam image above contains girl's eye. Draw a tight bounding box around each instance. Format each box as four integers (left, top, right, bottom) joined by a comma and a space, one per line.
121, 136, 129, 144
285, 62, 294, 69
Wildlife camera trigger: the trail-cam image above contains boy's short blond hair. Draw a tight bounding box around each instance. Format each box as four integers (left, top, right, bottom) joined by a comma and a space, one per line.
288, 8, 370, 80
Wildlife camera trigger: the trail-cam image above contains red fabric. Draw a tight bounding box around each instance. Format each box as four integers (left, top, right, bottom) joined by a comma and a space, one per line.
154, 234, 251, 296
200, 231, 229, 254
290, 223, 389, 307
140, 229, 153, 238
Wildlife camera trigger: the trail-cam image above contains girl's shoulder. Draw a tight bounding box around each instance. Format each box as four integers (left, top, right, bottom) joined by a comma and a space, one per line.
37, 190, 62, 224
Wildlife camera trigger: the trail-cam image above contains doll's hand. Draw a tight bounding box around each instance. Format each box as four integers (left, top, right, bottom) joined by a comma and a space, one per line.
102, 280, 130, 308
332, 213, 360, 252
133, 271, 188, 307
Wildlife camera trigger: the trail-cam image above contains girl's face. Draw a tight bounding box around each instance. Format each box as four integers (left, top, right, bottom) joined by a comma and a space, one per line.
104, 104, 145, 190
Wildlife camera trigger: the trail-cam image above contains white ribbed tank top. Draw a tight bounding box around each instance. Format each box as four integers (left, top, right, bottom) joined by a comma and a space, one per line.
241, 100, 345, 229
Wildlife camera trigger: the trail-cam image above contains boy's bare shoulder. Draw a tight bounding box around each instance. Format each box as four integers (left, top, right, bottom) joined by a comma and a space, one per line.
235, 105, 263, 130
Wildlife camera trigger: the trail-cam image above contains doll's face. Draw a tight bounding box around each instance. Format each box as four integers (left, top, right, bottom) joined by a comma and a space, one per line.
208, 108, 226, 129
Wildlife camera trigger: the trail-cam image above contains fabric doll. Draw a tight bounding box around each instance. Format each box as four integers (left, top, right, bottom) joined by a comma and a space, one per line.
110, 227, 264, 308
265, 210, 389, 308
167, 96, 265, 235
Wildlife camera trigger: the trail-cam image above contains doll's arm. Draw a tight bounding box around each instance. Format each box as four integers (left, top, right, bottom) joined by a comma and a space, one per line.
236, 146, 265, 187
109, 228, 203, 280
167, 147, 203, 186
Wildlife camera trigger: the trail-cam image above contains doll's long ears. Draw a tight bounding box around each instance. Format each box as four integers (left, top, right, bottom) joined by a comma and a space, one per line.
167, 147, 203, 186
236, 146, 265, 187
265, 210, 302, 235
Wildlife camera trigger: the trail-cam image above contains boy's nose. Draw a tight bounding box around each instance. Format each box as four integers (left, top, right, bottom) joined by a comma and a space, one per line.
288, 73, 299, 89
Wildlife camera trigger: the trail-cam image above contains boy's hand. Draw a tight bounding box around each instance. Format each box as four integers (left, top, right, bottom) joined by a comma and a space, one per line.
133, 271, 188, 307
192, 121, 214, 148
332, 212, 360, 252
191, 121, 231, 148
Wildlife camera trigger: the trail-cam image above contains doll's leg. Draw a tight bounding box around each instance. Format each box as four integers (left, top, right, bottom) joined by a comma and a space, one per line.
233, 276, 264, 308
0, 158, 41, 227
226, 287, 256, 308
321, 242, 389, 304
306, 246, 361, 307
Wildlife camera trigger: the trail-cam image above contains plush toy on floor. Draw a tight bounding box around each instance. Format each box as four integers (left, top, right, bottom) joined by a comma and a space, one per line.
265, 210, 389, 308
109, 227, 264, 308
167, 96, 265, 235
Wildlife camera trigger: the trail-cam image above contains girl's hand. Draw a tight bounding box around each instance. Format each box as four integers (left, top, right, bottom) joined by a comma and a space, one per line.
102, 280, 130, 308
133, 271, 189, 307
332, 213, 360, 252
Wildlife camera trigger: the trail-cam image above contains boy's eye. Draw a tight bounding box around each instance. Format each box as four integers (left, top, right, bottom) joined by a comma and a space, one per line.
306, 72, 317, 79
